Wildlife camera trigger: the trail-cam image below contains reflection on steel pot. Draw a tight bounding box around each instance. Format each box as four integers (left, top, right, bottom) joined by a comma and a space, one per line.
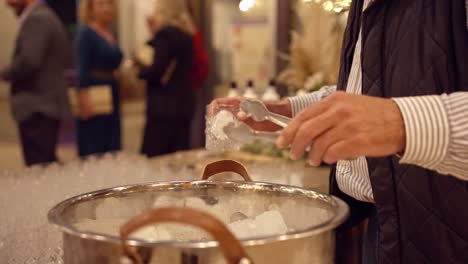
120, 207, 253, 264
48, 160, 349, 264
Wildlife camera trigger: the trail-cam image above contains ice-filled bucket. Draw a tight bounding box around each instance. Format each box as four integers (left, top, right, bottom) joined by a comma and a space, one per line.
48, 160, 349, 263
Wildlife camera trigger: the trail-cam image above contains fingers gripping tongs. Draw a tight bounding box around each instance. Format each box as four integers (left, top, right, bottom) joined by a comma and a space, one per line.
223, 100, 292, 144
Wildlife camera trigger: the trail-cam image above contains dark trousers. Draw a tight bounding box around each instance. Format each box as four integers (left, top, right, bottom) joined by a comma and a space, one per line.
141, 116, 192, 158
18, 113, 60, 166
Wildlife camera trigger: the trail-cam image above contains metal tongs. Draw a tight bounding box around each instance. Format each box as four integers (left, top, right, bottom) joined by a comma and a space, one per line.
239, 99, 292, 128
223, 99, 292, 144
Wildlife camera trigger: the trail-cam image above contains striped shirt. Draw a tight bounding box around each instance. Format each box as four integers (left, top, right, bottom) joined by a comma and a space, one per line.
288, 1, 468, 203
395, 93, 468, 181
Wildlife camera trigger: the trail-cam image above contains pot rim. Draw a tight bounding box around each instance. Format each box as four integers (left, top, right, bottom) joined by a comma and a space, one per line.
48, 180, 349, 248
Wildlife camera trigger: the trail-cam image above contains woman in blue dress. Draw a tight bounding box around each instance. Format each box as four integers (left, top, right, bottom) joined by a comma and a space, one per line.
75, 0, 122, 157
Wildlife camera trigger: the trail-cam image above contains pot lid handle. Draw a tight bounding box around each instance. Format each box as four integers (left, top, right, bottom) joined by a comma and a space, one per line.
120, 207, 253, 264
200, 160, 252, 181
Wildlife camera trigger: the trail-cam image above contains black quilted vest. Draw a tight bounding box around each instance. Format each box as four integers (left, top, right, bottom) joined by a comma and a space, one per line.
331, 0, 468, 263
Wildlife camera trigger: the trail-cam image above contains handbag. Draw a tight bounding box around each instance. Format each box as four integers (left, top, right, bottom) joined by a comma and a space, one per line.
68, 85, 114, 116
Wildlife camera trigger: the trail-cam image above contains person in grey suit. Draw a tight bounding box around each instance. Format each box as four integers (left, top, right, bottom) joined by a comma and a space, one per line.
0, 0, 70, 166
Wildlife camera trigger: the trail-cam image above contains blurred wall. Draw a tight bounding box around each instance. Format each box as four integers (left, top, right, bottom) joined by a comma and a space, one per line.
0, 5, 18, 99
117, 0, 157, 59
211, 0, 278, 91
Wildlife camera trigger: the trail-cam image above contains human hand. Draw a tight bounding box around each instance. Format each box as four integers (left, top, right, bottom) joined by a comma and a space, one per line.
208, 97, 292, 132
277, 91, 406, 166
78, 90, 93, 120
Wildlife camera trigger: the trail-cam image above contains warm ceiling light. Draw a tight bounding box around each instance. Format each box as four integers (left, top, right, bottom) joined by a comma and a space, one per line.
239, 0, 255, 12
322, 1, 334, 12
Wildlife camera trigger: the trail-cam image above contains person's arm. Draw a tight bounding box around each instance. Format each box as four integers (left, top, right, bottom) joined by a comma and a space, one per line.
3, 15, 51, 82
139, 30, 173, 87
75, 28, 93, 119
211, 86, 337, 133
393, 92, 468, 181
75, 28, 92, 89
287, 85, 337, 116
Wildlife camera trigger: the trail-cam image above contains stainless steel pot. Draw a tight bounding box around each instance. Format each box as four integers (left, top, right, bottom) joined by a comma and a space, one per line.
48, 160, 349, 264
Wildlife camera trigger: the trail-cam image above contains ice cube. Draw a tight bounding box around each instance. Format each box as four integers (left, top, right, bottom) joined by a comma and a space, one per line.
132, 226, 172, 241
254, 210, 288, 237
75, 218, 125, 236
152, 195, 185, 208
224, 194, 257, 219
267, 204, 281, 211
95, 198, 123, 219
228, 210, 288, 240
172, 225, 210, 241
185, 197, 229, 223
207, 204, 231, 223
184, 197, 207, 209
229, 211, 248, 222
227, 218, 258, 239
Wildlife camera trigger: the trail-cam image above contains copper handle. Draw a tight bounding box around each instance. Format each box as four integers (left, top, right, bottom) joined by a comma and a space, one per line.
120, 207, 253, 264
200, 160, 252, 181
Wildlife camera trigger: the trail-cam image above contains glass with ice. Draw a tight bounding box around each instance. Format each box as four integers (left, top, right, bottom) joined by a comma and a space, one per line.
205, 101, 244, 151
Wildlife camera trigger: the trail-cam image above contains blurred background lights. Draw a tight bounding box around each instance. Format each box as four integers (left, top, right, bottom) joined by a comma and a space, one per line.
303, 0, 351, 13
239, 0, 255, 12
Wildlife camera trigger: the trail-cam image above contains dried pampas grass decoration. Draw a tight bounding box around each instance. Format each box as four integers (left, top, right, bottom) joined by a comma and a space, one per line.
278, 2, 348, 92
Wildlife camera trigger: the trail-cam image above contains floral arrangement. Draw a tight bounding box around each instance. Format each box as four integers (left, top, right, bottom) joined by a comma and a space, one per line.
277, 1, 349, 94
241, 141, 295, 160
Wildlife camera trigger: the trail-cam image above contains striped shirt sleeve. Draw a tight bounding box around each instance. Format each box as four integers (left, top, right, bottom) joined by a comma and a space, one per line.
393, 92, 468, 181
288, 85, 337, 116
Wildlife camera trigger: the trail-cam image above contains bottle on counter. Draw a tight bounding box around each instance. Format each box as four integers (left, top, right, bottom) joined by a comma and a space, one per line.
262, 79, 280, 101
243, 80, 257, 99
296, 89, 307, 97
227, 81, 239, 98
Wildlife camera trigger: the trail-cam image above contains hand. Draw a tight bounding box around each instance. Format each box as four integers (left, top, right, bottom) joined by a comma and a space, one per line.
277, 91, 406, 166
208, 97, 292, 132
78, 90, 93, 120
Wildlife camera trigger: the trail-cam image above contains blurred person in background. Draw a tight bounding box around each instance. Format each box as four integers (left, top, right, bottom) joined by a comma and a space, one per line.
75, 0, 123, 157
0, 0, 70, 166
139, 0, 195, 157
184, 3, 209, 94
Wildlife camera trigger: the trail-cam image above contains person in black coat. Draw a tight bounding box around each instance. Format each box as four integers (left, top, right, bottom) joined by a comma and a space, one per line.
139, 0, 195, 157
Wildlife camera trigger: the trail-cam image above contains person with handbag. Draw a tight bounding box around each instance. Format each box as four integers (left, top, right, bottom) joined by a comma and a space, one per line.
75, 0, 123, 157
139, 0, 195, 157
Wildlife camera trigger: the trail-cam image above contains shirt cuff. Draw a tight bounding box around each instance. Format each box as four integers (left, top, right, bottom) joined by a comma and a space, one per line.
392, 96, 450, 169
288, 94, 319, 117
287, 85, 337, 116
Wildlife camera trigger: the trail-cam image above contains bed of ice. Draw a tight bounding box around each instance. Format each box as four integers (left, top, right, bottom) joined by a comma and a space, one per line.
76, 195, 289, 242
0, 153, 186, 264
0, 151, 311, 264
